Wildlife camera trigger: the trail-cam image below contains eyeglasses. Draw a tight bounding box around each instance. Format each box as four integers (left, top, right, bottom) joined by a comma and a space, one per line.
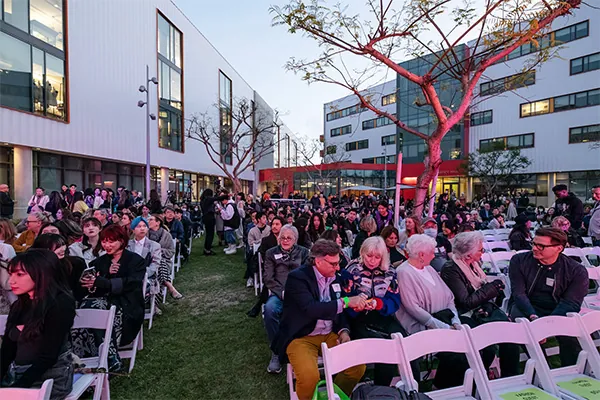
25, 220, 39, 224
280, 236, 294, 241
532, 242, 561, 250
319, 258, 340, 268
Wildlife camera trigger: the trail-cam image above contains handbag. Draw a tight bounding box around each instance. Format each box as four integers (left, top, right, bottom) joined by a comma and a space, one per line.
351, 383, 433, 400
431, 308, 455, 325
470, 302, 510, 325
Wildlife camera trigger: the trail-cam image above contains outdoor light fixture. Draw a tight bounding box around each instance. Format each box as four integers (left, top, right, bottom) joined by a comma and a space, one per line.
149, 114, 156, 121
138, 65, 159, 200
139, 85, 147, 93
137, 100, 146, 108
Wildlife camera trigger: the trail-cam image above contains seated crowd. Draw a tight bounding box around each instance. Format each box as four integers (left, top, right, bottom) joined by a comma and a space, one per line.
237, 185, 599, 400
0, 185, 195, 399
0, 183, 599, 399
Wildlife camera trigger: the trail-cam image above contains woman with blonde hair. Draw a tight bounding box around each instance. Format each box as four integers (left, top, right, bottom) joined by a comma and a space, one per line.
398, 216, 424, 250
351, 215, 377, 259
0, 218, 17, 245
551, 216, 584, 248
341, 236, 402, 386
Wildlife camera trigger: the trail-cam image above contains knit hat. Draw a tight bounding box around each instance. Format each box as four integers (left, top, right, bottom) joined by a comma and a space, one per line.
131, 216, 149, 230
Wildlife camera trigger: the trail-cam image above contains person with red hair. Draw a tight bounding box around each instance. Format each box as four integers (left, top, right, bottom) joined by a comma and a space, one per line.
73, 224, 146, 372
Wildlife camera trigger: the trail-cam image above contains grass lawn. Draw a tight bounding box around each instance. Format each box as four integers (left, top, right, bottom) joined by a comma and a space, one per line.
110, 238, 288, 399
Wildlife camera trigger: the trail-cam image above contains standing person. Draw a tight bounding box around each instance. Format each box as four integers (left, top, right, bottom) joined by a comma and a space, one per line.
509, 227, 588, 367
92, 188, 103, 209
342, 236, 404, 386
273, 239, 366, 400
588, 185, 600, 246
69, 217, 105, 265
217, 192, 240, 255
0, 250, 76, 399
147, 189, 162, 214
552, 184, 584, 230
27, 187, 49, 213
0, 184, 14, 219
200, 189, 217, 255
441, 232, 520, 378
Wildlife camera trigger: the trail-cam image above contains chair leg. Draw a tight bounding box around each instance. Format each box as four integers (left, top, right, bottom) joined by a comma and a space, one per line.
138, 328, 144, 351
148, 293, 155, 330
128, 334, 139, 373
100, 374, 110, 400
162, 287, 167, 304
92, 375, 103, 400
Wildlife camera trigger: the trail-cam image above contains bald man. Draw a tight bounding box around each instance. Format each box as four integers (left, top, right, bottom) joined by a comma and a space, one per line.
0, 184, 14, 219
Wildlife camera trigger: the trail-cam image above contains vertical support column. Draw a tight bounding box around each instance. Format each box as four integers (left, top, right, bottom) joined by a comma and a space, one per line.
548, 173, 556, 208
467, 177, 473, 203
160, 167, 169, 205
13, 146, 33, 219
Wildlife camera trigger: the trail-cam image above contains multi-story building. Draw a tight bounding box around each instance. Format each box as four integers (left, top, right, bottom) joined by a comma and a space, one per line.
318, 6, 599, 205
0, 0, 289, 217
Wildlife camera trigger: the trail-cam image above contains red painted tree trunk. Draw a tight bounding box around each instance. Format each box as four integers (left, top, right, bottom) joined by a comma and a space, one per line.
412, 135, 445, 217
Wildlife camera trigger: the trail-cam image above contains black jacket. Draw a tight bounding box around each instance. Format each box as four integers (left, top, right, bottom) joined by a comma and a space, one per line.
273, 264, 348, 362
90, 250, 146, 345
508, 252, 588, 318
263, 245, 310, 299
555, 192, 584, 230
509, 229, 532, 251
0, 192, 14, 217
352, 230, 370, 259
441, 260, 503, 315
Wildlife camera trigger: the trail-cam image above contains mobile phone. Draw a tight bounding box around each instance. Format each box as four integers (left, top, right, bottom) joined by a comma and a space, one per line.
80, 266, 96, 281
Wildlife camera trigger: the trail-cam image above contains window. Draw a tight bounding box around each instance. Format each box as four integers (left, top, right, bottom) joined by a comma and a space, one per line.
569, 124, 600, 144
480, 133, 534, 151
362, 158, 375, 164
326, 145, 337, 155
470, 110, 493, 126
382, 93, 396, 106
480, 71, 535, 96
326, 104, 363, 121
157, 13, 183, 152
0, 1, 67, 120
362, 114, 395, 130
570, 52, 600, 75
520, 89, 600, 117
381, 134, 396, 146
330, 125, 352, 137
219, 71, 233, 164
345, 140, 368, 151
493, 21, 589, 64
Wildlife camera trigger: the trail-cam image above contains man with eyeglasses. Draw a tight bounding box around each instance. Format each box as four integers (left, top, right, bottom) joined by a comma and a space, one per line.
12, 212, 46, 253
273, 239, 366, 400
263, 224, 310, 374
508, 227, 588, 366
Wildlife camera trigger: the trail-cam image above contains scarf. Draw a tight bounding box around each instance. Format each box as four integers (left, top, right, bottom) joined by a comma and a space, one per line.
451, 254, 487, 290
147, 227, 164, 243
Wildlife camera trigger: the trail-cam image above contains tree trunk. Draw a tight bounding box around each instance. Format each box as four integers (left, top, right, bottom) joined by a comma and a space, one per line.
412, 137, 444, 217
232, 176, 242, 194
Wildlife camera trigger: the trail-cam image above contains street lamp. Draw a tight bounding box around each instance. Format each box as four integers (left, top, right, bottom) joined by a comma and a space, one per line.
138, 65, 158, 201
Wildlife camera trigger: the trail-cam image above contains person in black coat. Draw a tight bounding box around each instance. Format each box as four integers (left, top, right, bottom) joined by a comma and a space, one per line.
200, 189, 217, 255
552, 184, 584, 230
0, 184, 14, 219
441, 231, 520, 378
80, 225, 145, 347
352, 215, 377, 259
273, 239, 366, 400
508, 214, 532, 251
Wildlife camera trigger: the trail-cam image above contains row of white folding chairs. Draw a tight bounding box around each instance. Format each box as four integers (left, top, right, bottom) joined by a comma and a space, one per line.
320, 311, 600, 400
481, 228, 511, 236
252, 242, 264, 296
0, 307, 116, 400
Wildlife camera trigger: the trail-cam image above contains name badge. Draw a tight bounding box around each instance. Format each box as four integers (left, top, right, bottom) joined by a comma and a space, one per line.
546, 278, 555, 287
332, 283, 341, 293
274, 253, 283, 260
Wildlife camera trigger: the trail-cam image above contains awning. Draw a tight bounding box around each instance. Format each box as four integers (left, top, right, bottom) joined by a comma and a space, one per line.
341, 184, 415, 192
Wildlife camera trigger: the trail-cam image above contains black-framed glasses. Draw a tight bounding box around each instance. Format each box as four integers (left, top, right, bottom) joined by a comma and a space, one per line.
319, 257, 340, 268
532, 242, 561, 250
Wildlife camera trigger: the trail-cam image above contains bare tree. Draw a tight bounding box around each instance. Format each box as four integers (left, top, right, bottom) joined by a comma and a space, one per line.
271, 0, 582, 215
460, 142, 532, 197
186, 98, 279, 193
296, 138, 350, 194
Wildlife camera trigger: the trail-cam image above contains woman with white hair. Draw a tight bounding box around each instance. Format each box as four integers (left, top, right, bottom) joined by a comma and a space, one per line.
341, 236, 402, 386
395, 234, 464, 389
263, 224, 310, 374
440, 231, 520, 378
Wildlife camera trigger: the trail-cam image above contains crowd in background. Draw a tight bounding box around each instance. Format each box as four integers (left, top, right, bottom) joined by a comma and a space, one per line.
0, 181, 599, 399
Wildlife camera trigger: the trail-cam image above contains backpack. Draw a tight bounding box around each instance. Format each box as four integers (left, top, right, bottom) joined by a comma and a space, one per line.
223, 203, 241, 229
351, 384, 432, 400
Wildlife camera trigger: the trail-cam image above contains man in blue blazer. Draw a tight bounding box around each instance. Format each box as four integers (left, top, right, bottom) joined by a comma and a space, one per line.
273, 239, 367, 400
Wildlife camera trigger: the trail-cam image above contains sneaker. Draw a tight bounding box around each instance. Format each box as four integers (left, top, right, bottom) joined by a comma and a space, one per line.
246, 277, 254, 288
236, 242, 245, 249
267, 353, 282, 374
225, 245, 237, 255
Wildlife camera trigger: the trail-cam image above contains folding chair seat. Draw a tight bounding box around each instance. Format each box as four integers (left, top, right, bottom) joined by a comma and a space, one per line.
524, 314, 600, 400
463, 320, 560, 400
66, 306, 116, 400
481, 230, 496, 236
394, 329, 490, 399
321, 338, 403, 400
489, 251, 515, 274
0, 379, 54, 400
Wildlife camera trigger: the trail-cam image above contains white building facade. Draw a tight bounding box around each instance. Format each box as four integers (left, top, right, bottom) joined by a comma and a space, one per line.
0, 0, 284, 217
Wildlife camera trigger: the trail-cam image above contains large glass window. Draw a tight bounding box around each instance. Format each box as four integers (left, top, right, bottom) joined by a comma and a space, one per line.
0, 32, 32, 112
45, 53, 65, 119
157, 12, 183, 152
521, 89, 600, 118
362, 114, 395, 130
570, 52, 600, 75
480, 71, 535, 96
569, 124, 600, 144
219, 71, 232, 164
29, 0, 64, 50
470, 110, 493, 126
330, 125, 351, 137
480, 133, 534, 151
3, 0, 28, 31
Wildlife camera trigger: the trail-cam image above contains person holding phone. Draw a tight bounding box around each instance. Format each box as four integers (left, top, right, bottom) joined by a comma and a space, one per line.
72, 224, 145, 372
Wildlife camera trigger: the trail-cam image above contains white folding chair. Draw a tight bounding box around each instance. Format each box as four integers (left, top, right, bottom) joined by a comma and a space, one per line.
494, 233, 510, 242
258, 252, 264, 292
481, 252, 495, 272
287, 357, 324, 400
118, 326, 144, 374
394, 328, 491, 399
0, 379, 54, 400
484, 235, 497, 243
488, 251, 515, 273
582, 237, 593, 247
563, 248, 591, 268
173, 239, 181, 273
572, 309, 600, 349
66, 306, 116, 400
252, 243, 261, 296
463, 320, 560, 399
580, 247, 600, 267
0, 314, 7, 335
321, 338, 402, 400
481, 230, 496, 236
484, 241, 511, 253
142, 272, 155, 330
162, 255, 176, 304
583, 268, 600, 310
504, 221, 516, 228
524, 314, 600, 400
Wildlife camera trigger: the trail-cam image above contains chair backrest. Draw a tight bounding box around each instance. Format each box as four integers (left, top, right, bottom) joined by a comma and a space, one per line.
141, 272, 148, 297
466, 321, 531, 351
582, 237, 593, 246
526, 315, 583, 342
0, 314, 7, 336
485, 241, 511, 252
252, 242, 260, 254
0, 379, 53, 400
562, 248, 590, 267
481, 229, 496, 236
586, 267, 600, 285
495, 233, 510, 241
71, 306, 116, 370
397, 328, 471, 362
322, 338, 401, 400
484, 235, 496, 242
578, 310, 600, 335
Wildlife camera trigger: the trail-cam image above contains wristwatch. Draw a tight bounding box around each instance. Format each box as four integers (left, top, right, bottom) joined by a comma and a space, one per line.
342, 297, 349, 309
